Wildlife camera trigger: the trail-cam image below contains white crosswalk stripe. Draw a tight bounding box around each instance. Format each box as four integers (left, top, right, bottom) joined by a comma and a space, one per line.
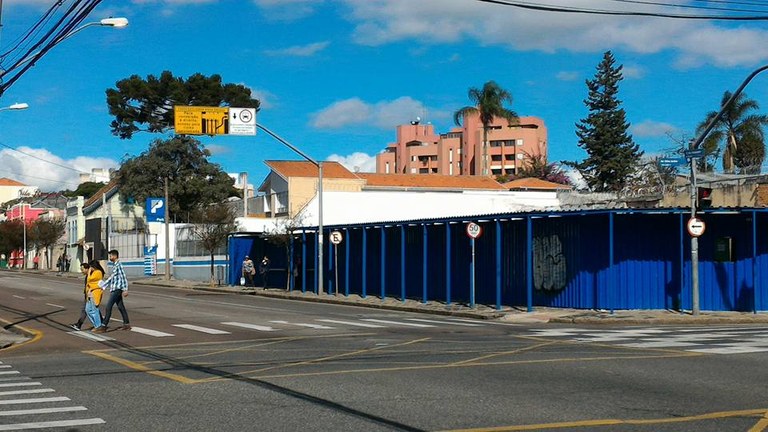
0, 364, 104, 429
0, 418, 105, 430
406, 318, 483, 327
222, 322, 276, 332
270, 321, 335, 329
361, 319, 435, 328
172, 324, 231, 335
68, 331, 113, 342
316, 319, 385, 328
527, 326, 768, 355
129, 326, 174, 337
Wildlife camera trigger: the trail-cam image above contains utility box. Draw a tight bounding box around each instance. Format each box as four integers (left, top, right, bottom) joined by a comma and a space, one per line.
714, 237, 734, 262
216, 265, 224, 286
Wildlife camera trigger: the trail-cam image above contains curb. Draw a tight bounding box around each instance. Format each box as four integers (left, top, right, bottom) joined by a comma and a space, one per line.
138, 281, 507, 320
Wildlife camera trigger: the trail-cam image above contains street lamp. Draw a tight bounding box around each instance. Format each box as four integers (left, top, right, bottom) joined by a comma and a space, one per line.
687, 64, 768, 316
0, 103, 29, 111
0, 17, 128, 96
255, 123, 325, 295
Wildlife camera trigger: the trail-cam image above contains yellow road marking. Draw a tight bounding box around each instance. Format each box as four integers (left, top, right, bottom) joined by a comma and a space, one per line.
85, 350, 198, 384
247, 352, 696, 380
748, 410, 768, 432
199, 337, 432, 383
450, 342, 558, 366
439, 407, 768, 431
0, 319, 42, 352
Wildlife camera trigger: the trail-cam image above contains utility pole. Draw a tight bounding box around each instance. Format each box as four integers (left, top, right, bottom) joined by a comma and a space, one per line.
689, 145, 700, 316
165, 177, 171, 281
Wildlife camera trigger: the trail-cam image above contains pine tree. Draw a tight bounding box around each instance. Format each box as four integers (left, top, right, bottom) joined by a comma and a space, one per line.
570, 51, 642, 192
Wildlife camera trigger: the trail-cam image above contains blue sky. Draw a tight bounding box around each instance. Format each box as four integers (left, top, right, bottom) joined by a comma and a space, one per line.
1, 0, 768, 191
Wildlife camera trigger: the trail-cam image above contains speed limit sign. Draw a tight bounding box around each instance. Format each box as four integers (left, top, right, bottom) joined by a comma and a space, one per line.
466, 222, 482, 239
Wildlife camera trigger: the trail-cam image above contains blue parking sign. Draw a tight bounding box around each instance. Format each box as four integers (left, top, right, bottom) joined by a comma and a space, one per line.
146, 198, 166, 223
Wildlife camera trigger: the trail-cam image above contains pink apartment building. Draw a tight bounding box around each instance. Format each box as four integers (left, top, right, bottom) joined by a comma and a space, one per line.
376, 113, 547, 177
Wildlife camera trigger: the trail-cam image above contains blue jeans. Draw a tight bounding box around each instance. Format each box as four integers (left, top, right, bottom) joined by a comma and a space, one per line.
85, 300, 102, 328
102, 290, 129, 328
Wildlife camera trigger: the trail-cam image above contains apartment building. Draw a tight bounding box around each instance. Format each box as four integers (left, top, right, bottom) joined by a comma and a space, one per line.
376, 113, 547, 177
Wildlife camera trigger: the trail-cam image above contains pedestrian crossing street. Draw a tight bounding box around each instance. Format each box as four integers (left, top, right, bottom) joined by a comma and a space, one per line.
0, 362, 104, 430
68, 317, 489, 342
525, 326, 768, 355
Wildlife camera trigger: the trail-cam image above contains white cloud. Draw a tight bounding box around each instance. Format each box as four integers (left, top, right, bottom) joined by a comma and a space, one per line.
311, 96, 426, 129
622, 65, 645, 79
245, 86, 276, 109
264, 41, 330, 57
253, 0, 323, 20
326, 152, 376, 173
205, 144, 230, 155
0, 147, 118, 192
341, 0, 768, 69
556, 71, 580, 81
311, 98, 371, 129
632, 120, 677, 138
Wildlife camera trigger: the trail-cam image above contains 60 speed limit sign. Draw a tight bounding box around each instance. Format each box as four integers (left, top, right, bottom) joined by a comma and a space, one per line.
466, 222, 482, 239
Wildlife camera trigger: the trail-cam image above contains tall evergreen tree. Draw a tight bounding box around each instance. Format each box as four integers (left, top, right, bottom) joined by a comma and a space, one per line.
570, 51, 642, 192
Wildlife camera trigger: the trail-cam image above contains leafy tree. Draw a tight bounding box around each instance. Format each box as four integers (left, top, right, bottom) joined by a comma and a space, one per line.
29, 218, 66, 269
569, 51, 642, 192
515, 153, 571, 185
117, 136, 234, 221
189, 203, 239, 286
454, 81, 518, 176
0, 220, 24, 265
106, 71, 260, 139
697, 91, 768, 174
64, 181, 106, 199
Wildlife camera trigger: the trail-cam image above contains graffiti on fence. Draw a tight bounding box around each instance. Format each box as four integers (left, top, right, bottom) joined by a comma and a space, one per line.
533, 234, 567, 291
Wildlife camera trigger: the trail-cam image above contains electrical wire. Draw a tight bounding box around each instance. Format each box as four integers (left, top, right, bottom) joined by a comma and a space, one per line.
475, 0, 768, 20
0, 142, 88, 174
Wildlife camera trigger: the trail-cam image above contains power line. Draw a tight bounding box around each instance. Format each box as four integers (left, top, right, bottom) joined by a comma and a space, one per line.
607, 0, 768, 14
0, 167, 80, 188
0, 141, 88, 174
475, 0, 768, 20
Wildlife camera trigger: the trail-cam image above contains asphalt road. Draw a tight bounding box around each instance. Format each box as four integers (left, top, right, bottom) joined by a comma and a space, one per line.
0, 271, 767, 431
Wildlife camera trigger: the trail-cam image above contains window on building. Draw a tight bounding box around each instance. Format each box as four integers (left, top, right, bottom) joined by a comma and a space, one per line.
385, 162, 390, 174
430, 155, 437, 161
491, 168, 501, 175
411, 168, 417, 174
449, 148, 453, 162
517, 153, 524, 160
491, 155, 502, 162
516, 139, 524, 146
419, 168, 429, 174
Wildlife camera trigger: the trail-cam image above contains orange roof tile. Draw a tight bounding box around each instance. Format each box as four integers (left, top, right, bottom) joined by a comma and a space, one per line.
265, 161, 358, 179
359, 173, 506, 191
502, 178, 572, 191
0, 177, 26, 186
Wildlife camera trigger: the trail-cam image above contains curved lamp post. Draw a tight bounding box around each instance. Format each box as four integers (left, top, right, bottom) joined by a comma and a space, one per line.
687, 64, 768, 315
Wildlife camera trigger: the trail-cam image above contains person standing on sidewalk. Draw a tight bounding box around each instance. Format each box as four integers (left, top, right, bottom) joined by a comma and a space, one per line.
101, 249, 131, 331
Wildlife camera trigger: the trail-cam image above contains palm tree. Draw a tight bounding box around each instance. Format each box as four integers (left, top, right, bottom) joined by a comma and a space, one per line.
698, 91, 768, 174
454, 81, 518, 176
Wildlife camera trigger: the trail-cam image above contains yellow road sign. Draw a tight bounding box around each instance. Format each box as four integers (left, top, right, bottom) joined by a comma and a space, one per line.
174, 106, 230, 136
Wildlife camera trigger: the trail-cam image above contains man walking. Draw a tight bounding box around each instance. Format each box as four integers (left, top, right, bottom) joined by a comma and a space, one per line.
101, 249, 131, 331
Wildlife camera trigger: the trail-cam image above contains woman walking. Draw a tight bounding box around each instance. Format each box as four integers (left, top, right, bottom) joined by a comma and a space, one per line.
86, 260, 107, 333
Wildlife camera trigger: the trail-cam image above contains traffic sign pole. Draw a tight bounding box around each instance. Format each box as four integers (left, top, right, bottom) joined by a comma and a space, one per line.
470, 237, 476, 308
689, 145, 700, 315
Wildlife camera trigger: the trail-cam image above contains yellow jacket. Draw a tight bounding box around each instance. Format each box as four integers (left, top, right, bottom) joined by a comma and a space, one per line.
86, 269, 104, 306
